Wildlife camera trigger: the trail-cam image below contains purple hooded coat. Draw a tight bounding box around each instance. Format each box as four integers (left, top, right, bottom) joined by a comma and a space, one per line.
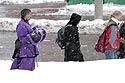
10, 19, 46, 71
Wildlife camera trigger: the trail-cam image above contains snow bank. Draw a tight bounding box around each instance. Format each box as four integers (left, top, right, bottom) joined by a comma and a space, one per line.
53, 3, 125, 16
0, 3, 125, 34
0, 18, 106, 34
0, 59, 125, 83
0, 0, 64, 4
0, 2, 125, 34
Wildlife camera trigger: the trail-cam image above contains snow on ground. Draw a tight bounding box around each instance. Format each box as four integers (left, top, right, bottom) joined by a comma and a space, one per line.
45, 3, 125, 16
0, 18, 106, 34
0, 2, 125, 34
0, 0, 64, 4
0, 59, 125, 83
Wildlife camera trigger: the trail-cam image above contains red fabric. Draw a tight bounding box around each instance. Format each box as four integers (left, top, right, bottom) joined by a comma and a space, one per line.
105, 26, 120, 50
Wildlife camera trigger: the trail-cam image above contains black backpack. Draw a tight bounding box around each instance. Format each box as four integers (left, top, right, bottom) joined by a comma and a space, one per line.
12, 38, 21, 59
56, 24, 72, 49
56, 26, 65, 49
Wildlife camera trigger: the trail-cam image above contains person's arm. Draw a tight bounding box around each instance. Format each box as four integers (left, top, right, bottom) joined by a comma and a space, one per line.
17, 23, 38, 46
65, 25, 75, 42
109, 25, 117, 48
26, 34, 38, 46
16, 24, 30, 43
27, 28, 47, 47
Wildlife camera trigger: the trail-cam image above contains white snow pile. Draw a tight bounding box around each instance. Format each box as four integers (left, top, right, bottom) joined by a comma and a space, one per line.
0, 18, 106, 34
49, 3, 125, 16
0, 3, 125, 34
0, 0, 64, 4
0, 59, 125, 83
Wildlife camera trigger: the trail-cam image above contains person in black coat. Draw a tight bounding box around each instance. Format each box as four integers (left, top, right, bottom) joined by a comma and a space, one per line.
118, 22, 125, 58
64, 13, 84, 61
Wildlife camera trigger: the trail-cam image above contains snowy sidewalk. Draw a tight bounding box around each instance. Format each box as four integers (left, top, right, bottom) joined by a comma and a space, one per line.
0, 59, 125, 83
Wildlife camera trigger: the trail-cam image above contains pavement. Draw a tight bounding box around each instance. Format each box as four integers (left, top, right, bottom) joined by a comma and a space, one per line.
0, 32, 105, 62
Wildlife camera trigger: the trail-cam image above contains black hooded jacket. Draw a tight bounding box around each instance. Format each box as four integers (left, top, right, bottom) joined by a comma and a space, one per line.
118, 23, 125, 58
120, 23, 125, 39
64, 13, 84, 61
65, 13, 81, 49
66, 13, 81, 27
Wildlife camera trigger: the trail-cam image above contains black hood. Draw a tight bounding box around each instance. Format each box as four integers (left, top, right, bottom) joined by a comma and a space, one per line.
67, 13, 81, 27
120, 22, 125, 36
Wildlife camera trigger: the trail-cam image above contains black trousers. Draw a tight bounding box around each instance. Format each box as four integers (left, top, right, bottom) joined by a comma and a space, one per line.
64, 50, 84, 62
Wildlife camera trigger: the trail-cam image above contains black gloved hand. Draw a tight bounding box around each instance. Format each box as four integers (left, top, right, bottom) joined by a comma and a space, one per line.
32, 27, 37, 30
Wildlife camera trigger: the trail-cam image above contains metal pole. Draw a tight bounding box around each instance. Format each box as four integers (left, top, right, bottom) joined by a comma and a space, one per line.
94, 0, 103, 19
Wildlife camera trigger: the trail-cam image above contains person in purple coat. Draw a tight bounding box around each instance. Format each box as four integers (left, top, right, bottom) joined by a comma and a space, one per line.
10, 8, 46, 71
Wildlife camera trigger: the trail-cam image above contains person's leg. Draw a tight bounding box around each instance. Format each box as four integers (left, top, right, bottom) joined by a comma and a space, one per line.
10, 58, 21, 70
113, 50, 117, 59
64, 50, 67, 61
64, 50, 71, 62
104, 50, 117, 59
19, 58, 35, 71
78, 51, 84, 62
